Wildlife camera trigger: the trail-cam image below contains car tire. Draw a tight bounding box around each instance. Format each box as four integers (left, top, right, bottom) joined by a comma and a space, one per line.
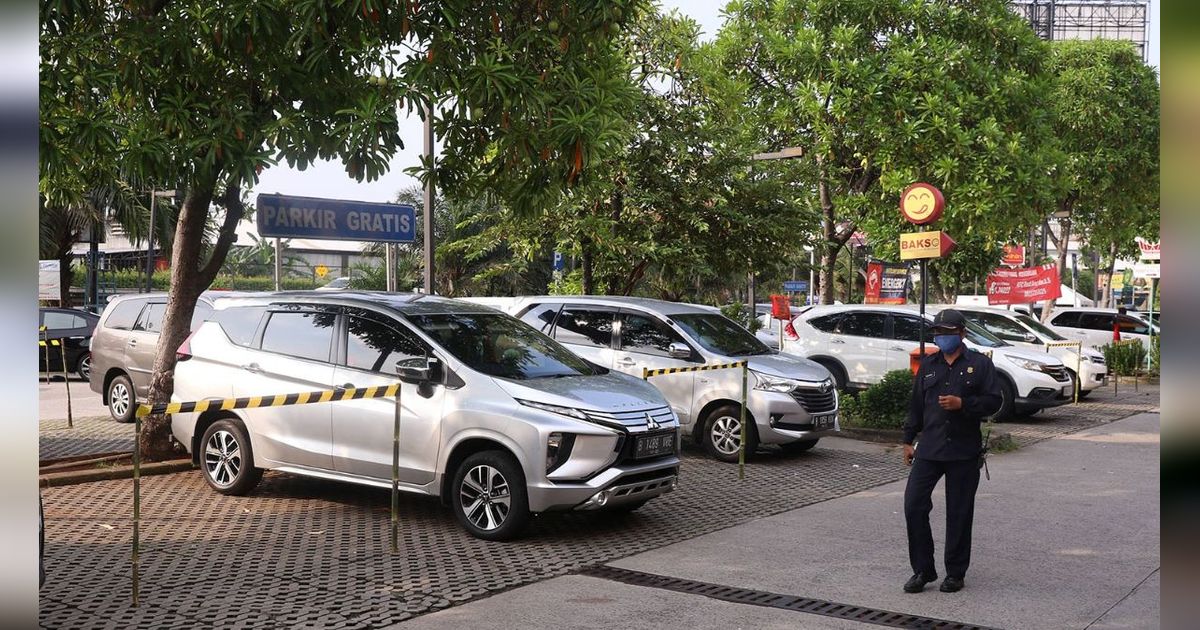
107, 374, 136, 424
200, 418, 263, 496
814, 359, 847, 391
451, 450, 530, 541
988, 378, 1016, 423
702, 403, 759, 463
1078, 389, 1092, 399
75, 352, 91, 382
779, 438, 819, 455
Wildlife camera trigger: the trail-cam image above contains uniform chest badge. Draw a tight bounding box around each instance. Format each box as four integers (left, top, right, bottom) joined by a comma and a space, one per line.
967, 367, 974, 374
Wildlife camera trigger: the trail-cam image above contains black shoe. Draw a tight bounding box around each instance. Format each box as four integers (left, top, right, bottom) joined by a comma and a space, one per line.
903, 573, 937, 593
940, 576, 964, 593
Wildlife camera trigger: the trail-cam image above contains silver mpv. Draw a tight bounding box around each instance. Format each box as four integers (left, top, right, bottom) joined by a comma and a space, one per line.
171, 292, 681, 540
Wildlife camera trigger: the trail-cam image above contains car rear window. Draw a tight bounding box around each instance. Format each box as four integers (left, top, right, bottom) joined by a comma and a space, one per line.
103, 300, 145, 330
808, 314, 841, 333
213, 306, 267, 347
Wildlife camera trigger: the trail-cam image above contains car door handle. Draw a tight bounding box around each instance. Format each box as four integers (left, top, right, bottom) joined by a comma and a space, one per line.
890, 346, 906, 351
616, 358, 636, 367
240, 363, 262, 374
831, 339, 845, 344
127, 339, 137, 347
334, 382, 355, 391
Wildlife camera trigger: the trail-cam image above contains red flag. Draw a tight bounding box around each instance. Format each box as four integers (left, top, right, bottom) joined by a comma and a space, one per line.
784, 320, 799, 340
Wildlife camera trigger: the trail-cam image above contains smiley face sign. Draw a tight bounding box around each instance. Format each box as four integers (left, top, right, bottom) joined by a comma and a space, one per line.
900, 183, 944, 225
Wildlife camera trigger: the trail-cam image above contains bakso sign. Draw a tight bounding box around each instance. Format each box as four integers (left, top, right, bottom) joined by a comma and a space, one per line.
255, 193, 416, 243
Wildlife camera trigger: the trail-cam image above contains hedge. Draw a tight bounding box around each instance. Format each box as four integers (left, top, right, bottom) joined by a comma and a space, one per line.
839, 369, 912, 430
71, 269, 322, 291
1101, 340, 1148, 376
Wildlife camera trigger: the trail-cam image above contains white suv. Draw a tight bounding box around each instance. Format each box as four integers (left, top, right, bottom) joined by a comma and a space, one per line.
950, 305, 1108, 396
1046, 307, 1159, 351
471, 296, 839, 461
783, 305, 1074, 420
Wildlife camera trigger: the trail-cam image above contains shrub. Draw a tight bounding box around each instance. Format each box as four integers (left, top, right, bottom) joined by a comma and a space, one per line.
840, 369, 913, 430
1151, 336, 1160, 375
720, 301, 762, 333
1101, 340, 1148, 376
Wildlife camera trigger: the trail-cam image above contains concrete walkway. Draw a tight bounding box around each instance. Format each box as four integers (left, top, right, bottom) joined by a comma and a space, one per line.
399, 413, 1160, 629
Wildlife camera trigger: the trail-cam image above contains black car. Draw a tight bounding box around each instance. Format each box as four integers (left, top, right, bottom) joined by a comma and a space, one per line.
39, 307, 100, 380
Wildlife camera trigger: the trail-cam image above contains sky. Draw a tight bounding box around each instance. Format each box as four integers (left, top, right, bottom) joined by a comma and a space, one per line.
249, 0, 1160, 210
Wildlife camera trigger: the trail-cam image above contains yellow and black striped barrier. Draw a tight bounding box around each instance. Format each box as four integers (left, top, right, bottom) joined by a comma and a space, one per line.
643, 360, 750, 479
135, 383, 403, 418
38, 338, 61, 347
1044, 340, 1083, 404
641, 360, 747, 379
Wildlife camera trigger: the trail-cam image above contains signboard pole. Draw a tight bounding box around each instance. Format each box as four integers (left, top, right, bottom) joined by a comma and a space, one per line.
1146, 277, 1156, 373
273, 238, 282, 291
385, 243, 395, 292
919, 258, 927, 357
423, 99, 436, 295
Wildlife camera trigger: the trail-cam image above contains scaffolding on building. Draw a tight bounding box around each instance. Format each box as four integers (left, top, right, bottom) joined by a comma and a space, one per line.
1009, 0, 1149, 61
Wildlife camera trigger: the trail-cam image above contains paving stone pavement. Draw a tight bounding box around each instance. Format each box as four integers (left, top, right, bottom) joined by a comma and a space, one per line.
38, 385, 1158, 628
39, 415, 133, 461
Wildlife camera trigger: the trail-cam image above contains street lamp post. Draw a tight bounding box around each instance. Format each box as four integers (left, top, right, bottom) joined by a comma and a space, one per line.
750, 146, 806, 311
145, 190, 176, 293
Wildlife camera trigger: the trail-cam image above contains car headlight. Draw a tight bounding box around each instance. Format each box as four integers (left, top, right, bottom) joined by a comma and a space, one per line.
753, 371, 801, 393
516, 399, 590, 421
1011, 357, 1053, 373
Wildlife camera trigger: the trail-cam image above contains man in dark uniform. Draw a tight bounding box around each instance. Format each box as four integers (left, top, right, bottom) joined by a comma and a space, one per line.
901, 309, 1002, 594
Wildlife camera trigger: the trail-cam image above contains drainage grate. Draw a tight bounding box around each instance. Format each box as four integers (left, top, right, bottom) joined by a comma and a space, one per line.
581, 565, 999, 630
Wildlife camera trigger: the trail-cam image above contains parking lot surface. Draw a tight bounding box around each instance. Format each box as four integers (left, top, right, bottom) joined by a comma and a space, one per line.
38, 385, 1158, 628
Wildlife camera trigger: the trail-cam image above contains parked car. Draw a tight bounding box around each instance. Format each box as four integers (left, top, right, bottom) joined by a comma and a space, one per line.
949, 305, 1108, 397
38, 307, 99, 380
89, 293, 220, 423
1046, 307, 1159, 351
469, 296, 838, 461
171, 292, 680, 540
782, 305, 1073, 420
315, 276, 351, 291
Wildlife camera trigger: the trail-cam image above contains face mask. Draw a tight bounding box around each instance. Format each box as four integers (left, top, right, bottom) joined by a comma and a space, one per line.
933, 334, 963, 354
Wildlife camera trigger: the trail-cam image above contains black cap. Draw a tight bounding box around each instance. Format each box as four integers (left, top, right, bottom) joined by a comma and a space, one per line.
931, 309, 967, 333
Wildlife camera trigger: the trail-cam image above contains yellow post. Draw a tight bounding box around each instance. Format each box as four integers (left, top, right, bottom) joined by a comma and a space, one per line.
738, 362, 748, 480
391, 384, 401, 554
59, 340, 73, 428
132, 406, 140, 606
1074, 342, 1081, 404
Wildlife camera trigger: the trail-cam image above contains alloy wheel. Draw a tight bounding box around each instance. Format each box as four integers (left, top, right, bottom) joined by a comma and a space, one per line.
78, 355, 91, 380
459, 464, 511, 531
711, 415, 742, 456
109, 383, 130, 418
204, 430, 242, 488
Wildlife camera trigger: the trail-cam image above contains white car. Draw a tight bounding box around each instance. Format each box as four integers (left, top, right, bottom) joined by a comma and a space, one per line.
1045, 307, 1159, 351
782, 305, 1074, 420
948, 305, 1108, 396
468, 296, 839, 461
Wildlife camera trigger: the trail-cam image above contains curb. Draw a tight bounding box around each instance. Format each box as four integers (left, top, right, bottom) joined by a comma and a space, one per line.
837, 426, 903, 444
39, 459, 194, 488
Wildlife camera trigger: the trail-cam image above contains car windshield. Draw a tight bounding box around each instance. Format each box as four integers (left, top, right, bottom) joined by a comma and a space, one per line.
1016, 314, 1067, 341
406, 312, 603, 380
962, 320, 1007, 348
671, 313, 774, 357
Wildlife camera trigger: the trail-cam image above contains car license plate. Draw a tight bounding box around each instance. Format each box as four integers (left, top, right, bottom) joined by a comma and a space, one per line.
1062, 385, 1074, 397
633, 431, 675, 459
812, 414, 835, 431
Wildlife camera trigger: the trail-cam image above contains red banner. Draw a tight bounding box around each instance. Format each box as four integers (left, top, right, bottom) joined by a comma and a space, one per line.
1001, 244, 1025, 266
770, 294, 791, 320
864, 261, 909, 304
986, 264, 1062, 305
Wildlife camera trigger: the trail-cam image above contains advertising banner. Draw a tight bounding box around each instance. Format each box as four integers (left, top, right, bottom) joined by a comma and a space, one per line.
899, 231, 956, 260
39, 260, 61, 301
864, 261, 909, 304
1001, 244, 1025, 266
770, 294, 791, 320
986, 264, 1062, 305
1136, 238, 1160, 261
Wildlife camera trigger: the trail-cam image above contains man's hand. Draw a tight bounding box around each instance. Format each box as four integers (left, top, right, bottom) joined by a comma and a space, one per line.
903, 444, 915, 466
938, 395, 963, 411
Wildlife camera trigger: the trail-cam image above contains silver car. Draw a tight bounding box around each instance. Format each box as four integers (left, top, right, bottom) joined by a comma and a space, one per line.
88, 293, 216, 423
171, 292, 680, 540
474, 297, 839, 462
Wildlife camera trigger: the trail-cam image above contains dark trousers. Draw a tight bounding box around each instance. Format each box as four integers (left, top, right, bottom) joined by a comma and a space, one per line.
904, 457, 981, 579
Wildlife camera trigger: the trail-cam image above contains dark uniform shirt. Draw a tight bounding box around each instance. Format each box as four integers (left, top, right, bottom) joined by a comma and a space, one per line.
903, 348, 1002, 462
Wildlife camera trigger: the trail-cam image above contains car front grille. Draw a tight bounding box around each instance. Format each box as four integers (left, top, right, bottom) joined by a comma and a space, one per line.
1043, 366, 1071, 382
790, 388, 837, 414
583, 405, 675, 430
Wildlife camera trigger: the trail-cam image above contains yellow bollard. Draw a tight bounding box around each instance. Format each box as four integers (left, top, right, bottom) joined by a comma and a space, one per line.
59, 341, 73, 428
739, 363, 748, 481
391, 385, 401, 554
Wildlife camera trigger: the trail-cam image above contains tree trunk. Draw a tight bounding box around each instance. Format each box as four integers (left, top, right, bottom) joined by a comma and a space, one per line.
580, 236, 594, 295
140, 179, 244, 461
1102, 242, 1118, 308
817, 175, 838, 305
58, 249, 74, 306
1042, 208, 1072, 322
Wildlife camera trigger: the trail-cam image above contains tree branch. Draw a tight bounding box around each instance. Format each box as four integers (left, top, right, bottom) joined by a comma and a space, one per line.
198, 183, 245, 287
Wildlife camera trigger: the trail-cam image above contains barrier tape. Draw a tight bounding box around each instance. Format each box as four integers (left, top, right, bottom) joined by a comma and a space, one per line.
135, 383, 402, 418
1045, 340, 1083, 349
38, 339, 62, 347
642, 360, 747, 379
1043, 340, 1083, 404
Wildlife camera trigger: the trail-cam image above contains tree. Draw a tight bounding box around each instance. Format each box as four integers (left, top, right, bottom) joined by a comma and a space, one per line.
41, 0, 646, 459
1039, 40, 1159, 314
715, 0, 1057, 304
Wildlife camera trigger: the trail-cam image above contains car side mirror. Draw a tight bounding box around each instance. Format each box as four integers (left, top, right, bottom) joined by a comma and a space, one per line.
668, 342, 693, 360
1022, 332, 1039, 344
397, 356, 440, 384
